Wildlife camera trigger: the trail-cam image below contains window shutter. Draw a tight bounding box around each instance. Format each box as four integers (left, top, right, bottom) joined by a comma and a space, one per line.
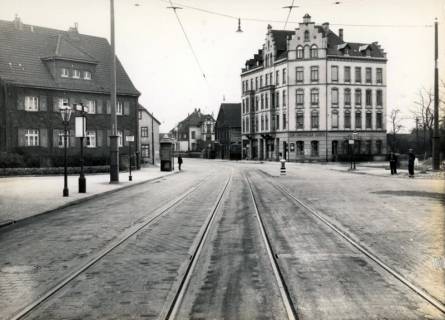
40, 128, 48, 147
96, 99, 103, 114
123, 101, 130, 116
107, 130, 111, 146
17, 94, 25, 110
70, 129, 76, 147
18, 128, 26, 146
39, 95, 47, 111
97, 130, 103, 147
106, 100, 111, 114
53, 97, 59, 112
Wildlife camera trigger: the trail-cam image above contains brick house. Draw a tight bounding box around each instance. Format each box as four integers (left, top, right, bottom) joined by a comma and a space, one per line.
215, 103, 241, 160
0, 16, 140, 167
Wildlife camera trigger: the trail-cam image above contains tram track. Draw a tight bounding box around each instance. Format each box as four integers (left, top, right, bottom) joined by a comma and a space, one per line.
9, 173, 218, 320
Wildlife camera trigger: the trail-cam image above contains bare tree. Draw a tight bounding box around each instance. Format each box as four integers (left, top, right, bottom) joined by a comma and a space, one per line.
388, 108, 403, 152
411, 88, 434, 156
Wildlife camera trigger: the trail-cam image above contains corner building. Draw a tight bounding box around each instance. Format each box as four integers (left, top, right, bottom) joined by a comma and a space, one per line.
241, 14, 387, 161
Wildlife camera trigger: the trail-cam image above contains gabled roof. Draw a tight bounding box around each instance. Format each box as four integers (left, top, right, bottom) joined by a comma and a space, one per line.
0, 19, 139, 95
176, 109, 215, 130
216, 103, 241, 128
138, 104, 161, 124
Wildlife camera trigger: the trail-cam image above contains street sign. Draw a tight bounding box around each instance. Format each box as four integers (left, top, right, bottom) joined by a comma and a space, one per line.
75, 116, 86, 137
348, 139, 354, 145
126, 135, 135, 142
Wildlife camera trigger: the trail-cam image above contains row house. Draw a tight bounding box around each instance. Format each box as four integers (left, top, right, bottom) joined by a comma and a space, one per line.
241, 14, 387, 161
0, 16, 140, 167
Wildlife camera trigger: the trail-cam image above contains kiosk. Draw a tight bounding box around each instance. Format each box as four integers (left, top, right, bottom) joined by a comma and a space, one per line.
160, 136, 175, 172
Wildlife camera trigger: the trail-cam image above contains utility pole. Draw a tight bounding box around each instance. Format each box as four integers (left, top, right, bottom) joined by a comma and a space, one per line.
432, 18, 440, 170
151, 113, 155, 165
109, 0, 119, 182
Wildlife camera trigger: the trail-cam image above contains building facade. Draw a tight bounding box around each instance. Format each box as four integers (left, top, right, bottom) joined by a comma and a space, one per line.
241, 14, 387, 161
138, 105, 160, 165
0, 17, 140, 167
215, 103, 241, 160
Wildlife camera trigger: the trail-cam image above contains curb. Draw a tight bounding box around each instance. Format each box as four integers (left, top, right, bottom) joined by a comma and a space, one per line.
0, 170, 179, 229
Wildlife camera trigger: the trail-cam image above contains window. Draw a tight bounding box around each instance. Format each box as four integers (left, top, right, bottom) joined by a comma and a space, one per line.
265, 74, 268, 86
84, 71, 92, 80
331, 66, 339, 82
265, 114, 269, 130
376, 140, 382, 154
296, 141, 304, 155
310, 45, 318, 58
86, 100, 96, 114
61, 68, 69, 78
117, 101, 123, 115
191, 131, 196, 139
86, 131, 96, 148
282, 69, 287, 84
296, 89, 304, 106
25, 129, 39, 146
332, 111, 339, 128
141, 144, 150, 157
365, 140, 372, 154
376, 112, 383, 129
260, 76, 263, 88
355, 67, 361, 83
246, 97, 250, 112
57, 131, 68, 148
261, 115, 264, 131
296, 67, 304, 83
255, 77, 258, 89
255, 116, 258, 131
255, 96, 259, 111
344, 111, 351, 129
376, 68, 383, 84
265, 93, 269, 108
276, 70, 279, 85
304, 30, 310, 42
59, 98, 69, 109
366, 112, 372, 129
72, 69, 81, 79
138, 110, 142, 120
331, 88, 339, 107
283, 113, 287, 129
355, 111, 362, 129
332, 140, 338, 155
25, 96, 39, 111
141, 126, 149, 137
366, 67, 372, 83
311, 110, 319, 129
376, 90, 383, 106
344, 66, 351, 82
296, 112, 304, 129
275, 92, 279, 108
366, 89, 372, 106
355, 89, 362, 106
311, 66, 319, 82
250, 79, 253, 90
118, 130, 123, 147
311, 88, 319, 106
311, 140, 319, 156
261, 94, 264, 109
276, 114, 280, 130
344, 89, 351, 106
297, 46, 303, 59
282, 90, 286, 107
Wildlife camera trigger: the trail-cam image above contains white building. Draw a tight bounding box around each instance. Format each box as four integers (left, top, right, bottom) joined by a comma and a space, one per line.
241, 14, 387, 161
138, 105, 160, 165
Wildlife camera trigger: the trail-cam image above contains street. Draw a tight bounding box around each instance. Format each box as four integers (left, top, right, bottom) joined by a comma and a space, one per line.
0, 159, 444, 320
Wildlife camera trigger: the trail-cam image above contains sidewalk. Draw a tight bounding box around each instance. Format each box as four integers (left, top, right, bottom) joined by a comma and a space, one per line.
0, 166, 177, 227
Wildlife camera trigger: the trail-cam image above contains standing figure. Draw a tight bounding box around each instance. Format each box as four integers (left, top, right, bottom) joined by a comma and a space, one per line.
389, 152, 398, 175
178, 155, 183, 171
408, 149, 415, 178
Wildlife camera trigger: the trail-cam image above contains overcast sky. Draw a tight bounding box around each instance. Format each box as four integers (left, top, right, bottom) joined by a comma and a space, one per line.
1, 0, 444, 132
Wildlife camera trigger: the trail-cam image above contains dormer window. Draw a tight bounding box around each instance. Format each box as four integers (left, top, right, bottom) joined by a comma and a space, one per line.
72, 69, 80, 79
61, 68, 69, 78
344, 48, 349, 55
304, 30, 310, 42
84, 71, 92, 80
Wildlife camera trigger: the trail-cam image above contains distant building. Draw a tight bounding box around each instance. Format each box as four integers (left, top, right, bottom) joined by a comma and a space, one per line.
171, 108, 215, 153
241, 14, 387, 161
0, 16, 140, 167
215, 103, 241, 160
138, 105, 160, 165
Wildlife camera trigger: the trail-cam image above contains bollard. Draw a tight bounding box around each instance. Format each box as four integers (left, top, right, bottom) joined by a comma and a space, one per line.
280, 159, 286, 176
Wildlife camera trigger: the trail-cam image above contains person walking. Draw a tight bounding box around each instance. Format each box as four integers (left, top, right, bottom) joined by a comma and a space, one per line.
389, 152, 398, 175
178, 155, 183, 171
408, 149, 415, 178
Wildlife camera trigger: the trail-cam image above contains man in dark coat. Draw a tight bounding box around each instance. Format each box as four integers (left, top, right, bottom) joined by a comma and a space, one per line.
178, 155, 183, 171
389, 152, 398, 175
408, 149, 415, 177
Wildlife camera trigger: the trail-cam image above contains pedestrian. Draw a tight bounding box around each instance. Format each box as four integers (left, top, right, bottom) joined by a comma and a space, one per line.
389, 152, 398, 175
408, 149, 415, 178
178, 155, 183, 171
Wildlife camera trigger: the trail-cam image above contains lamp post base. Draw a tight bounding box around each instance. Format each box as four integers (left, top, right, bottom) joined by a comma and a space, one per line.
79, 176, 86, 193
109, 135, 120, 184
129, 175, 132, 181
63, 188, 69, 197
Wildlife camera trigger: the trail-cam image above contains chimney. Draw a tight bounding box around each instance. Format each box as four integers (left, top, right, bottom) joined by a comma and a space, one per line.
322, 22, 329, 32
13, 14, 23, 30
339, 28, 344, 41
303, 13, 311, 24
68, 23, 80, 40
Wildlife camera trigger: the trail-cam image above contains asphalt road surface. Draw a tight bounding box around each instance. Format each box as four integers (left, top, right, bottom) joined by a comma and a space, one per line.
0, 159, 443, 320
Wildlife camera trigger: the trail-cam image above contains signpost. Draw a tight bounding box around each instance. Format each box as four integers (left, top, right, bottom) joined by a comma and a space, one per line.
126, 135, 135, 181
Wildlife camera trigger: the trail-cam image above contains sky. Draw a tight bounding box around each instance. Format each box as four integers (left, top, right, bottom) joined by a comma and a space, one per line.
0, 0, 444, 133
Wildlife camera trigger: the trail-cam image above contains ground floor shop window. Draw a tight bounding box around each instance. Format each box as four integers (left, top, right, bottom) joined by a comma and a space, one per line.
311, 140, 319, 156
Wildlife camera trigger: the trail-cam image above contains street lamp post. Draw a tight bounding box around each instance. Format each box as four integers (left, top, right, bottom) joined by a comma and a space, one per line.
60, 103, 73, 197
75, 103, 88, 193
126, 135, 135, 181
352, 131, 357, 170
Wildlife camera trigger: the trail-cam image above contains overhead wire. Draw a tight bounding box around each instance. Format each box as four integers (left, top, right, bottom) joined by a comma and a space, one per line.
283, 0, 296, 29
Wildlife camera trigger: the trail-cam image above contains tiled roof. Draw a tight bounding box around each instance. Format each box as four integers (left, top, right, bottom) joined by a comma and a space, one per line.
177, 109, 215, 129
216, 103, 241, 128
138, 104, 161, 124
0, 19, 139, 96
